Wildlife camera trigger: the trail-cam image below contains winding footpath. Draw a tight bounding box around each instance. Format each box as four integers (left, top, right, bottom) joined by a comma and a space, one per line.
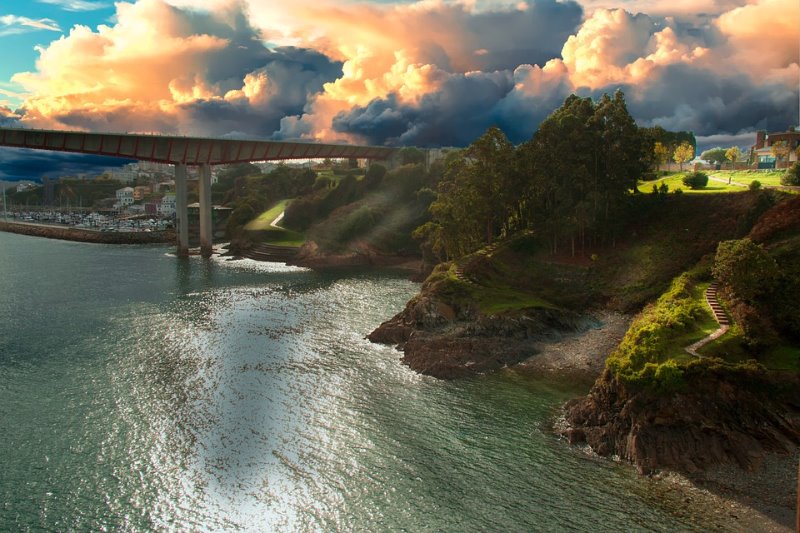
685, 282, 730, 357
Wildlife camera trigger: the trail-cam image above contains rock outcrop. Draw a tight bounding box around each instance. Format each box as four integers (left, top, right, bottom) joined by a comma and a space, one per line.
288, 240, 423, 271
369, 291, 595, 379
561, 368, 800, 474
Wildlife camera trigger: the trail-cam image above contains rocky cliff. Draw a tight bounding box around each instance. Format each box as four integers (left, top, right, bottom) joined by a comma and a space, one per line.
561, 368, 800, 474
369, 290, 596, 379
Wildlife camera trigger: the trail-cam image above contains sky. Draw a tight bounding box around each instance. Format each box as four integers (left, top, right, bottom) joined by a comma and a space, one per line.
0, 0, 798, 180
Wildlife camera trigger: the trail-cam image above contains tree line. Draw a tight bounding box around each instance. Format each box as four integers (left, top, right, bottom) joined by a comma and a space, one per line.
415, 91, 682, 261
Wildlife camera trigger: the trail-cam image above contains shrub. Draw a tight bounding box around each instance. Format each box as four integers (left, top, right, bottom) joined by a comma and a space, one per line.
749, 180, 762, 191
606, 273, 704, 387
781, 162, 800, 186
712, 238, 780, 304
682, 171, 709, 189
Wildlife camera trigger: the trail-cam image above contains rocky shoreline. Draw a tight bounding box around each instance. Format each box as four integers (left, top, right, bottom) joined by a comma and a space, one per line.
367, 293, 798, 529
560, 369, 800, 476
0, 220, 174, 245
367, 288, 610, 378
287, 240, 425, 274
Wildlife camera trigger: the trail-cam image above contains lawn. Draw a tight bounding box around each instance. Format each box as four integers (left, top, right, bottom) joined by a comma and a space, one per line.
315, 168, 365, 186
710, 170, 786, 187
658, 281, 720, 362
642, 173, 746, 194
700, 325, 800, 372
245, 199, 292, 231
244, 199, 306, 247
471, 285, 557, 315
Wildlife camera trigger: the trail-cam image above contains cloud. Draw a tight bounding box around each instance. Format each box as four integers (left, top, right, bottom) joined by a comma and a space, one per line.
715, 0, 800, 82
12, 0, 341, 137
0, 147, 132, 181
695, 132, 758, 153
559, 9, 710, 89
6, 0, 799, 152
266, 0, 583, 141
329, 0, 797, 145
0, 15, 61, 36
36, 0, 110, 11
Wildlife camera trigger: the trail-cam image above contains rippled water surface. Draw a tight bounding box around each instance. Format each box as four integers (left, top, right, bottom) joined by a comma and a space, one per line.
0, 232, 730, 531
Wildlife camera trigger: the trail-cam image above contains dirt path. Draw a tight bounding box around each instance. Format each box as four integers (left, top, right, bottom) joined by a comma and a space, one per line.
685, 282, 730, 357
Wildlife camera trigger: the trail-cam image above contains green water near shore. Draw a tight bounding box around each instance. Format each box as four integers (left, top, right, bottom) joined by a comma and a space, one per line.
0, 232, 739, 530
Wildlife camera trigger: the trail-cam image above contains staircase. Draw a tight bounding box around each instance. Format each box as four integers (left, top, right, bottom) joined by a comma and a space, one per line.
705, 283, 729, 326
685, 282, 730, 356
242, 242, 299, 263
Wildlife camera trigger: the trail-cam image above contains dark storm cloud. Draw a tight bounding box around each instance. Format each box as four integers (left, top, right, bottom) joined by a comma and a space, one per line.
610, 64, 799, 136
0, 147, 133, 181
331, 64, 574, 146
178, 47, 342, 138
333, 70, 519, 146
466, 0, 583, 71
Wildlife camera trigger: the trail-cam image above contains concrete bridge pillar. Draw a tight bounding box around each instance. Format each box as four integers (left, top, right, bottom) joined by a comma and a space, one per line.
198, 163, 213, 258
174, 163, 189, 257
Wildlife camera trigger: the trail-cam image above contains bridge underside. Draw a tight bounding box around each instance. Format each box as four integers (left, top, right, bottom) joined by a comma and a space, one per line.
0, 127, 393, 165
0, 127, 395, 257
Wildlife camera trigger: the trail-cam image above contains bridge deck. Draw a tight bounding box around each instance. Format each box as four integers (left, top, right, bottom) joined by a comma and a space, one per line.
0, 127, 394, 165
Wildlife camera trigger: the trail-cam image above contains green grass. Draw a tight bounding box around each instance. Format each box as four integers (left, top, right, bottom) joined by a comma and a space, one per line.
700, 326, 800, 372
425, 263, 556, 315
472, 285, 557, 314
711, 170, 786, 187
644, 173, 746, 194
606, 274, 720, 389
244, 199, 305, 247
762, 345, 800, 372
245, 199, 292, 231
315, 169, 365, 185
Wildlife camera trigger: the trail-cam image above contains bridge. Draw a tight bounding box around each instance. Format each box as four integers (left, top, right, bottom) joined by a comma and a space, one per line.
0, 127, 395, 257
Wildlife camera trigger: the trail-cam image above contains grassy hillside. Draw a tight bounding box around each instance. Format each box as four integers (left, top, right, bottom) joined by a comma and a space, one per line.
439, 191, 779, 316
605, 194, 800, 389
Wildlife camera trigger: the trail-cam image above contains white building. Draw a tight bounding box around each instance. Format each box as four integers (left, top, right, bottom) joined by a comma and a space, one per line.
15, 182, 36, 192
115, 187, 134, 208
108, 163, 138, 184
159, 193, 176, 216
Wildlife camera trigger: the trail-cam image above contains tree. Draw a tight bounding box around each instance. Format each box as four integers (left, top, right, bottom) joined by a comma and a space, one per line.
673, 142, 694, 171
724, 146, 741, 178
653, 142, 669, 172
462, 126, 515, 245
771, 140, 791, 166
781, 162, 800, 186
699, 147, 727, 165
398, 147, 426, 166
713, 238, 779, 304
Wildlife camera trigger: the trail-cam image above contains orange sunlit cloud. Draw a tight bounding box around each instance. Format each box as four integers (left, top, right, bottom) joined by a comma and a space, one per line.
3, 0, 798, 146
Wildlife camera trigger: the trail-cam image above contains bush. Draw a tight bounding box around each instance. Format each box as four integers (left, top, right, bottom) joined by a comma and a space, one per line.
781, 162, 800, 186
712, 238, 780, 304
682, 171, 709, 189
749, 180, 762, 191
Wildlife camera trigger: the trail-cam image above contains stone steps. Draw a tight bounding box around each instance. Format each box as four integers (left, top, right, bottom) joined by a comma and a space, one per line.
242, 242, 299, 263
705, 283, 730, 325
685, 282, 733, 357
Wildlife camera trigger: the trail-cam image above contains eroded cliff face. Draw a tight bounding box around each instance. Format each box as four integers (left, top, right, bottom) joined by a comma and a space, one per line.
561, 369, 800, 474
368, 292, 593, 379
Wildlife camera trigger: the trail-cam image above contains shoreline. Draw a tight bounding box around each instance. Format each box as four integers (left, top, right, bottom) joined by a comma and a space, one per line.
0, 220, 175, 245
